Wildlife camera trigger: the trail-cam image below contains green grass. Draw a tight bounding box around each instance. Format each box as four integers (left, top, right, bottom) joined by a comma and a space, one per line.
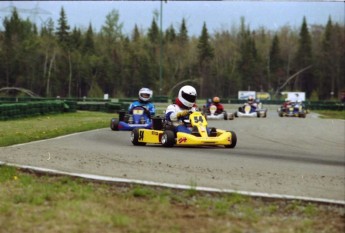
1, 166, 344, 233
0, 111, 344, 232
0, 111, 114, 147
313, 110, 345, 119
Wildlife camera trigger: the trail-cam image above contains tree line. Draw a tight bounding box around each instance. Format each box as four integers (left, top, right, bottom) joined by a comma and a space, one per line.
0, 7, 344, 100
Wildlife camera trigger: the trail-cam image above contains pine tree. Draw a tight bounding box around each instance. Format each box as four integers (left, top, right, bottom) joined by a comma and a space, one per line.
70, 27, 82, 50
55, 7, 70, 47
132, 24, 140, 42
197, 22, 214, 97
165, 25, 176, 42
148, 18, 159, 44
294, 16, 314, 97
197, 22, 214, 65
269, 34, 284, 91
178, 18, 188, 45
83, 24, 95, 54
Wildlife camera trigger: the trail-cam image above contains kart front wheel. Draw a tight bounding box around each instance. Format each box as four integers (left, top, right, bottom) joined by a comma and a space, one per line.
131, 128, 146, 146
161, 130, 175, 147
110, 118, 119, 131
225, 131, 237, 148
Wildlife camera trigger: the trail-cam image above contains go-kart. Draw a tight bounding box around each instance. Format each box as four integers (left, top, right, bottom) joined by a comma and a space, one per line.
110, 106, 152, 131
131, 111, 237, 148
278, 102, 306, 118
234, 104, 267, 118
202, 104, 234, 120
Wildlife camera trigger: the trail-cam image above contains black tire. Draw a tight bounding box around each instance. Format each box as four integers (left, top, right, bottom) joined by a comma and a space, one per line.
161, 130, 175, 147
131, 128, 146, 146
225, 131, 237, 148
223, 111, 228, 120
234, 112, 238, 117
299, 112, 306, 118
110, 118, 119, 131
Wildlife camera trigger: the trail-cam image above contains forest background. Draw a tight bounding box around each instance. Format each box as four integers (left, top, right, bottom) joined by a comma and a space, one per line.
0, 7, 344, 101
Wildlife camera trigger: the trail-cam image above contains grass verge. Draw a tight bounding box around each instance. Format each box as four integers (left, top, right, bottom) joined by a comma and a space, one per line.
0, 111, 114, 147
0, 111, 344, 232
312, 110, 345, 119
0, 166, 344, 233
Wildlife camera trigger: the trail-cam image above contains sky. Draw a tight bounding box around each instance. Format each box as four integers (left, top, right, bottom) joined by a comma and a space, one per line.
0, 1, 344, 36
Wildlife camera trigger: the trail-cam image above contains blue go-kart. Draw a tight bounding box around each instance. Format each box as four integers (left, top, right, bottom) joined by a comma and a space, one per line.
110, 106, 153, 131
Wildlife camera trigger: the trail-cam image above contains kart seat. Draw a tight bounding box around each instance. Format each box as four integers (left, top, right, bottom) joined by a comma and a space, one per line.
191, 126, 201, 137
209, 127, 217, 137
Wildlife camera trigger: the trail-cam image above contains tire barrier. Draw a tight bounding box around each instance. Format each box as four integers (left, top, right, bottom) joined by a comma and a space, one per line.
0, 101, 77, 121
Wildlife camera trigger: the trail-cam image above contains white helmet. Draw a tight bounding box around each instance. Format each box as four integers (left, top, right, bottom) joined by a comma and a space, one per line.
138, 87, 153, 102
178, 85, 197, 108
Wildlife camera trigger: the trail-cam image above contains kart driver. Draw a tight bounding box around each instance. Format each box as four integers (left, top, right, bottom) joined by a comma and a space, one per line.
245, 96, 258, 108
165, 85, 216, 136
282, 100, 293, 113
212, 96, 224, 114
239, 96, 257, 112
165, 85, 198, 133
128, 87, 156, 117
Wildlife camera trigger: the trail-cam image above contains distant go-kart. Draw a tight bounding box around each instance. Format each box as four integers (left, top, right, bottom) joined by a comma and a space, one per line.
234, 104, 267, 118
110, 106, 152, 131
278, 102, 306, 118
202, 104, 234, 120
131, 111, 237, 148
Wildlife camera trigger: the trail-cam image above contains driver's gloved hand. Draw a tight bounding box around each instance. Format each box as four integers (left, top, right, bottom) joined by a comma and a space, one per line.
176, 110, 189, 118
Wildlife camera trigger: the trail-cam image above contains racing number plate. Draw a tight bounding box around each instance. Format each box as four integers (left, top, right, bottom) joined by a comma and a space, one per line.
133, 109, 144, 115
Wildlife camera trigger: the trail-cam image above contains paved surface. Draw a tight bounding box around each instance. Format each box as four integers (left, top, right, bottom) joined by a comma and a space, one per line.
0, 107, 344, 201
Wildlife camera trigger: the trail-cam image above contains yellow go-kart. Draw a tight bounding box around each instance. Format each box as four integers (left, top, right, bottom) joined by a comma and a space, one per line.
130, 111, 237, 148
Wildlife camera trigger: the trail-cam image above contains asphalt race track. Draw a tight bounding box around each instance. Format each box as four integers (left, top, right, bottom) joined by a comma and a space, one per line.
0, 107, 344, 201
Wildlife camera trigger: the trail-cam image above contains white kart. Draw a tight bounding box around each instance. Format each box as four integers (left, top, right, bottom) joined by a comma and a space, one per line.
204, 104, 234, 120
234, 104, 267, 118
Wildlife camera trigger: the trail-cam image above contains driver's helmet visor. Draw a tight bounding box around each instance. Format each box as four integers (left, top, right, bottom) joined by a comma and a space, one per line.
140, 93, 150, 98
182, 91, 196, 103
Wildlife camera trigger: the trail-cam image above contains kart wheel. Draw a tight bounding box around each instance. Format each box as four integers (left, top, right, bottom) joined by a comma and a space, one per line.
161, 130, 175, 147
131, 128, 146, 146
225, 131, 237, 148
299, 112, 306, 118
228, 113, 234, 120
234, 112, 238, 117
223, 111, 228, 120
279, 112, 283, 117
110, 118, 119, 131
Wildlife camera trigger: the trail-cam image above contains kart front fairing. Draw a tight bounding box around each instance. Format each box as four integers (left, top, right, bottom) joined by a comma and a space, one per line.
236, 105, 258, 117
117, 107, 152, 130
205, 105, 225, 120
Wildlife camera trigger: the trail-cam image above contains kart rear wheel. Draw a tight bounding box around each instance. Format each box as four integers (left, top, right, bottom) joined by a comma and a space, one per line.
161, 130, 175, 147
131, 128, 146, 146
110, 118, 119, 131
223, 111, 228, 120
225, 131, 237, 148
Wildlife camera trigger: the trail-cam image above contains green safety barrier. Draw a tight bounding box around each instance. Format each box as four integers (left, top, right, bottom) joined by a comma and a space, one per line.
0, 100, 77, 121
